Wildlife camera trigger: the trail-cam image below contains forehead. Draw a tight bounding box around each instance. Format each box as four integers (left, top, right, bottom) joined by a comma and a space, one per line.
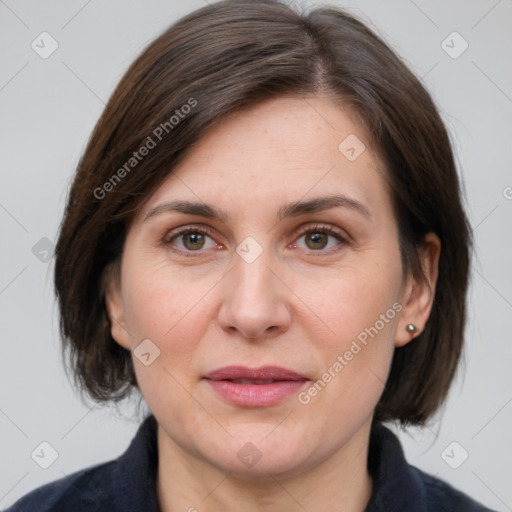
138, 95, 391, 222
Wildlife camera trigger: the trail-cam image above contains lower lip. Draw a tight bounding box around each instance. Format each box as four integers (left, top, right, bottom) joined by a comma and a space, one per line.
204, 379, 308, 407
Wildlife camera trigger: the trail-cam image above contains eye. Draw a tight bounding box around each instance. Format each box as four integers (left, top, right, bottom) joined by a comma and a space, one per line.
293, 224, 347, 252
165, 227, 219, 253
163, 223, 348, 256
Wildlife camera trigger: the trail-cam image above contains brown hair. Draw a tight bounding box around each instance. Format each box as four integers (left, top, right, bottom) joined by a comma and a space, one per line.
54, 0, 471, 426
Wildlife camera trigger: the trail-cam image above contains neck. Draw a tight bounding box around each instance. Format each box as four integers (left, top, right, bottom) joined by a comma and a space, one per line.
156, 419, 374, 512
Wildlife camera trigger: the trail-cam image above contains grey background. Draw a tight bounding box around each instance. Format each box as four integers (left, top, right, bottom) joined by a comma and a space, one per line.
1, 0, 511, 510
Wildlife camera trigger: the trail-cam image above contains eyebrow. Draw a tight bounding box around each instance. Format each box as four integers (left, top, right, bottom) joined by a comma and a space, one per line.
143, 194, 371, 223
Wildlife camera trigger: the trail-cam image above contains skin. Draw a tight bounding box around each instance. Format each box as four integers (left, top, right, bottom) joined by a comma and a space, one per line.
106, 95, 440, 512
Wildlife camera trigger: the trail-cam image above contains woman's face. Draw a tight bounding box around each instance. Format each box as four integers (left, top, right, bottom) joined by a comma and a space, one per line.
107, 95, 433, 478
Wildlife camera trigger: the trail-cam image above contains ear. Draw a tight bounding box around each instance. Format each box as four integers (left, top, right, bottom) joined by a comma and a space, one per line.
395, 232, 441, 347
104, 263, 132, 350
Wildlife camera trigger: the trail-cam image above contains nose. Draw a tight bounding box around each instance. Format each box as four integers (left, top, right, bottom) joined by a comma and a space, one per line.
217, 249, 292, 340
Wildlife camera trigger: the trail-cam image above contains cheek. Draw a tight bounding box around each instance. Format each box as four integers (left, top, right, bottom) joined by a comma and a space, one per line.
304, 261, 401, 347
120, 257, 207, 358
119, 259, 211, 418
294, 256, 402, 408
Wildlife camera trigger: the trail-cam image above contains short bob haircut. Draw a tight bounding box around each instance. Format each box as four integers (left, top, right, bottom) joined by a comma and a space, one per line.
54, 0, 471, 426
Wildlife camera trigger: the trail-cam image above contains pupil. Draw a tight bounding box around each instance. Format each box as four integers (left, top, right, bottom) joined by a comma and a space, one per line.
185, 233, 204, 249
307, 232, 327, 249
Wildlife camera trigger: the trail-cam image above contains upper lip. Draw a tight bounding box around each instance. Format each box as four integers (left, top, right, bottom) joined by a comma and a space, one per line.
203, 365, 308, 381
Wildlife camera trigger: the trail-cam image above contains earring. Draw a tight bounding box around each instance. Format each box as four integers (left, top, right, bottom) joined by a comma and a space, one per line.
406, 324, 417, 334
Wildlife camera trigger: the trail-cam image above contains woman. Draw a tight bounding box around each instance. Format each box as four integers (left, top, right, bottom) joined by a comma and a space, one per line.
6, 0, 498, 511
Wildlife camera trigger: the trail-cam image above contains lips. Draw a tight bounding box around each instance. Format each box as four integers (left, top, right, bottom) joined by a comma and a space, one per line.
203, 366, 308, 407
204, 365, 307, 382
227, 379, 277, 384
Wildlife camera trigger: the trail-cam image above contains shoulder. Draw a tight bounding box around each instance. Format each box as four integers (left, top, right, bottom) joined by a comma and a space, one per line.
413, 466, 499, 512
367, 422, 498, 512
4, 461, 117, 512
5, 415, 159, 512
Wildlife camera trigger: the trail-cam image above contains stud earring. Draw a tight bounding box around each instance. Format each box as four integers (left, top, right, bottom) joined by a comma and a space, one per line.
406, 324, 417, 334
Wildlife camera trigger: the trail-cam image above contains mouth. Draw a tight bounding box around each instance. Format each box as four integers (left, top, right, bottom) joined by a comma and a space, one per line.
222, 379, 285, 385
203, 366, 309, 407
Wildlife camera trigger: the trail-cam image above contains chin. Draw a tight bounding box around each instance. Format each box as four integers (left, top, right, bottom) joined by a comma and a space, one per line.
204, 431, 316, 480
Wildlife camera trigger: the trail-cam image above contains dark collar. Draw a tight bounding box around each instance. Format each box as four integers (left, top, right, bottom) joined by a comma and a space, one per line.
113, 415, 160, 512
364, 421, 427, 511
112, 415, 426, 512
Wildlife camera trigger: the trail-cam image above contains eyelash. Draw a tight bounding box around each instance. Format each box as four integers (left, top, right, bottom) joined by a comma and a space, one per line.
163, 224, 348, 257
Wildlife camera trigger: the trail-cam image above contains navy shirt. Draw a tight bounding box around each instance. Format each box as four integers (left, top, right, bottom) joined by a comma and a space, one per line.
6, 415, 497, 512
